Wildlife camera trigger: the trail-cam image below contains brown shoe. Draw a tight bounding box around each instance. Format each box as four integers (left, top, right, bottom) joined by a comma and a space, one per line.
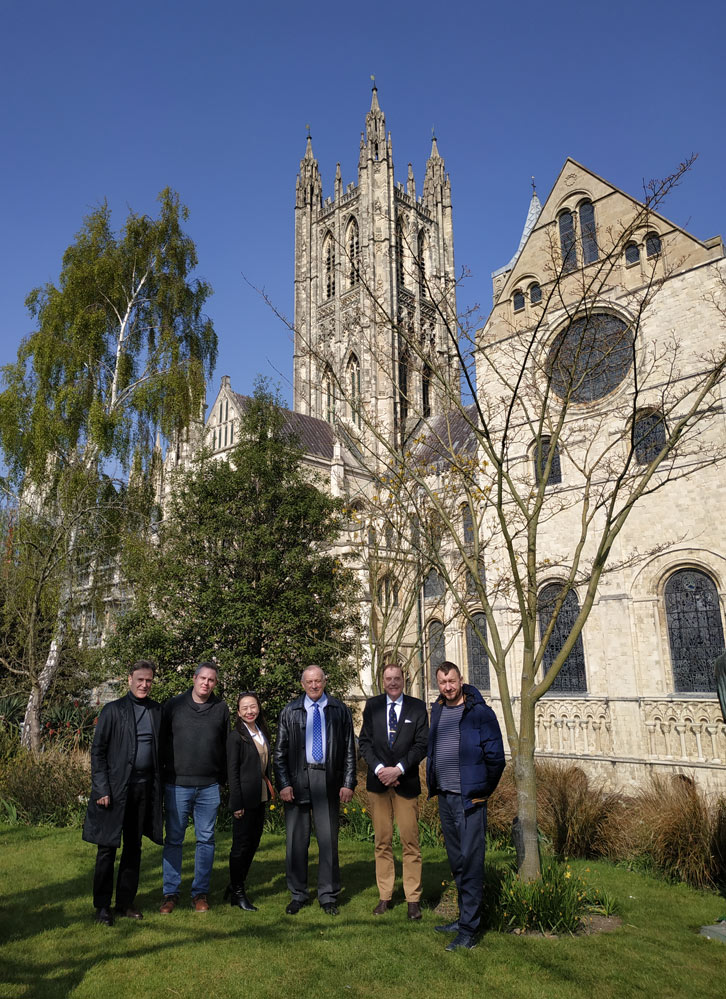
407, 902, 422, 920
193, 894, 210, 912
115, 906, 143, 920
373, 899, 392, 915
159, 895, 178, 914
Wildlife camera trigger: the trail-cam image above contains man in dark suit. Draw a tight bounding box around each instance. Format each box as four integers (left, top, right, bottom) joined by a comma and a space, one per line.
82, 660, 163, 925
358, 663, 429, 920
274, 665, 356, 916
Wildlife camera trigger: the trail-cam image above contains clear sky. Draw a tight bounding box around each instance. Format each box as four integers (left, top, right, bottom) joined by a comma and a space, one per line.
2, 0, 724, 412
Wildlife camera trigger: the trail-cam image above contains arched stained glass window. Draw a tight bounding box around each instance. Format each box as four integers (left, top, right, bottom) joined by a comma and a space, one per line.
398, 350, 409, 425
347, 353, 361, 426
323, 366, 336, 424
538, 583, 587, 693
548, 313, 634, 403
461, 503, 475, 545
396, 218, 405, 287
633, 410, 666, 464
422, 364, 432, 418
625, 242, 640, 265
530, 283, 542, 304
323, 232, 336, 299
417, 229, 426, 295
646, 232, 661, 258
533, 436, 562, 487
467, 613, 489, 690
666, 569, 724, 693
347, 217, 360, 288
559, 210, 577, 273
424, 568, 445, 599
428, 619, 446, 682
579, 201, 598, 264
513, 290, 525, 312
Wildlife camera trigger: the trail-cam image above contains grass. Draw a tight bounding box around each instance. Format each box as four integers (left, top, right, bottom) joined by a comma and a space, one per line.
2, 825, 726, 999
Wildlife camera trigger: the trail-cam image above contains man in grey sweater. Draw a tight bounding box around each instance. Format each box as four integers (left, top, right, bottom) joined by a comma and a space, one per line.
159, 662, 230, 913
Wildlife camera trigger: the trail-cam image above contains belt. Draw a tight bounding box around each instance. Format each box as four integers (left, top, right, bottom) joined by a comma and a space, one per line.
307, 763, 326, 770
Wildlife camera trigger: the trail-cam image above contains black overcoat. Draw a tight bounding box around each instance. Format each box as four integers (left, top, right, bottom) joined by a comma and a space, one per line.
82, 693, 163, 847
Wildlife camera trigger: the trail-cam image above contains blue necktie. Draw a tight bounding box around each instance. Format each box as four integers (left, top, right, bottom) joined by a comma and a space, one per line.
388, 703, 398, 748
312, 703, 323, 762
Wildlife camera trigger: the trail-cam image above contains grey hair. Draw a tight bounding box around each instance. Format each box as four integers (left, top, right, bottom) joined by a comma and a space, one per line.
301, 665, 327, 682
194, 661, 219, 679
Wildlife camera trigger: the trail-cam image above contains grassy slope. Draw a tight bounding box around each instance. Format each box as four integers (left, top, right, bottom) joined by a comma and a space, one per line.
1, 826, 725, 999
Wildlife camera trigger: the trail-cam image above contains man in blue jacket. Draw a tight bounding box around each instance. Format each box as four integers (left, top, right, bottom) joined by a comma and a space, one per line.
427, 660, 505, 951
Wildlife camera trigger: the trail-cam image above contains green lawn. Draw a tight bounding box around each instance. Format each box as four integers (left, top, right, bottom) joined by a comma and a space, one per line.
2, 825, 725, 999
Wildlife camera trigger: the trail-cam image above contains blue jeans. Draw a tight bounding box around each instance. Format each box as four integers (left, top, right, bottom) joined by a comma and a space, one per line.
162, 783, 220, 898
437, 792, 487, 936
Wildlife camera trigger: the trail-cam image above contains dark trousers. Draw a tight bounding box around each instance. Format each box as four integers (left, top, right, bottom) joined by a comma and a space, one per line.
284, 768, 340, 905
229, 803, 266, 886
93, 780, 151, 909
437, 792, 487, 936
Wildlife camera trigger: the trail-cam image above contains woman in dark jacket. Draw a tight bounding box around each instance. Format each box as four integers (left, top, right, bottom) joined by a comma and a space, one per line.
225, 691, 273, 910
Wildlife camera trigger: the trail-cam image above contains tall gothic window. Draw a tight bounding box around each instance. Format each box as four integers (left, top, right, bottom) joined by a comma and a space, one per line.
422, 363, 432, 418
666, 569, 724, 693
428, 620, 446, 682
461, 503, 475, 545
347, 353, 361, 426
424, 568, 445, 600
323, 232, 335, 299
533, 436, 562, 487
633, 410, 666, 464
346, 217, 360, 288
538, 582, 587, 693
646, 232, 662, 258
467, 613, 490, 690
396, 218, 405, 288
417, 229, 427, 295
579, 200, 599, 264
323, 366, 336, 424
398, 350, 409, 425
559, 210, 577, 273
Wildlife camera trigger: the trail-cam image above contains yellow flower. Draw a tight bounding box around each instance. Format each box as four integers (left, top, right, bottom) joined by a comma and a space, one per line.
269, 804, 275, 811
361, 808, 366, 814
564, 871, 571, 879
344, 807, 348, 814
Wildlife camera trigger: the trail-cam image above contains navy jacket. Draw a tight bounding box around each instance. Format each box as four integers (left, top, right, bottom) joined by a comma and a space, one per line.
426, 683, 505, 810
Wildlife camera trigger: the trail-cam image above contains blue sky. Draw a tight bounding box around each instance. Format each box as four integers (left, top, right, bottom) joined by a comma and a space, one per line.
2, 0, 724, 412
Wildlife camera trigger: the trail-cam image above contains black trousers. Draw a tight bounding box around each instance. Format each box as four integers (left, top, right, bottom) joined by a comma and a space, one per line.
229, 803, 266, 886
284, 768, 340, 906
93, 780, 151, 909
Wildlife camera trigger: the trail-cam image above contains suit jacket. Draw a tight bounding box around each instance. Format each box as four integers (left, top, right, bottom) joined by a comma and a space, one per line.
227, 725, 272, 814
358, 693, 429, 798
273, 694, 356, 804
82, 693, 163, 847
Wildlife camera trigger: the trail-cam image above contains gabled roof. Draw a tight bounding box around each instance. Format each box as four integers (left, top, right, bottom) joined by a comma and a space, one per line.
411, 404, 479, 468
232, 393, 335, 460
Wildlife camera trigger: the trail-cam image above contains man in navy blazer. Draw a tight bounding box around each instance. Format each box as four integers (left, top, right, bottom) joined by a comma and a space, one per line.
358, 663, 429, 919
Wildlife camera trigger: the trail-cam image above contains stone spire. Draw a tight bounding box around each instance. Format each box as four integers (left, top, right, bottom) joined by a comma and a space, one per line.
296, 132, 322, 208
491, 187, 543, 278
364, 84, 387, 159
423, 132, 450, 211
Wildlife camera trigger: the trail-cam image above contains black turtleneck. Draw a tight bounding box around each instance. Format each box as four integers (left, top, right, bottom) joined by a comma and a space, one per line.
129, 692, 154, 779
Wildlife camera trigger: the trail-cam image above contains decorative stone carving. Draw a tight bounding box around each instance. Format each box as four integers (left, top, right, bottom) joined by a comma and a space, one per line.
535, 699, 612, 756
642, 699, 726, 763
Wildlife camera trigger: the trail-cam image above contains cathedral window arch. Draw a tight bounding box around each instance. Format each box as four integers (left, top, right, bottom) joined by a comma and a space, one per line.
323, 231, 336, 299
461, 503, 475, 546
579, 200, 598, 264
398, 349, 409, 425
467, 613, 490, 690
665, 568, 724, 693
537, 582, 587, 693
347, 353, 361, 426
428, 619, 446, 682
632, 409, 666, 464
422, 363, 432, 418
533, 436, 562, 487
513, 289, 525, 312
395, 218, 405, 288
558, 210, 577, 273
625, 241, 641, 265
424, 568, 445, 600
530, 283, 542, 304
646, 232, 662, 258
322, 365, 336, 424
417, 229, 427, 295
346, 217, 360, 288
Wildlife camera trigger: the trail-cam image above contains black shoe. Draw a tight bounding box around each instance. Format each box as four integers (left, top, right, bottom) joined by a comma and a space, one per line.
286, 898, 310, 915
115, 906, 143, 920
227, 885, 257, 911
321, 903, 339, 916
95, 907, 114, 926
445, 931, 477, 951
435, 920, 459, 934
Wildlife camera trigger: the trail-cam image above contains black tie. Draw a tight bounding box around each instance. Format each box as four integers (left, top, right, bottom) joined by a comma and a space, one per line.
388, 703, 398, 748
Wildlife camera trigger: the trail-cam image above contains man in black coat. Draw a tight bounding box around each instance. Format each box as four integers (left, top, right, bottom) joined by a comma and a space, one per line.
358, 663, 429, 920
82, 660, 162, 926
274, 666, 356, 916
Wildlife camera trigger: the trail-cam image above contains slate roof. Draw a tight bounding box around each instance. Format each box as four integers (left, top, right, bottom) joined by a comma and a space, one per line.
232, 393, 335, 461
411, 404, 479, 468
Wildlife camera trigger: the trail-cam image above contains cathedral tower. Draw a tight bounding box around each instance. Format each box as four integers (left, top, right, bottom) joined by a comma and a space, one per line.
293, 87, 459, 447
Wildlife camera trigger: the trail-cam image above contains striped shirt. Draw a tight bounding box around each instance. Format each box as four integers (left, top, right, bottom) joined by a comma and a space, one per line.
434, 703, 464, 793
